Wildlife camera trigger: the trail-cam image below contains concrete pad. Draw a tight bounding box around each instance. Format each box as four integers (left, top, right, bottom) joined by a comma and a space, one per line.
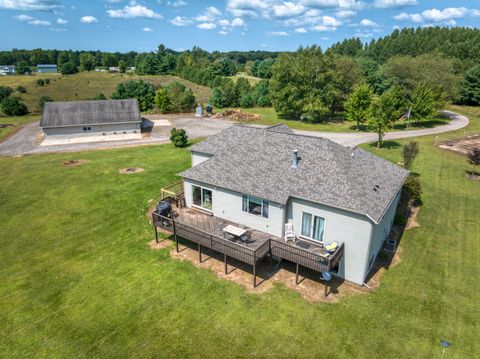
40, 133, 142, 146
151, 120, 171, 127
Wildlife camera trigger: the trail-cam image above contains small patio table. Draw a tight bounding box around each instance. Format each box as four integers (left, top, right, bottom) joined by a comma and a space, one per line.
222, 225, 247, 242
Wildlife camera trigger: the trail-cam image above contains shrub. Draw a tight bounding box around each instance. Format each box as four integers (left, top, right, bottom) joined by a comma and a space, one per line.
0, 86, 14, 102
37, 79, 45, 86
16, 85, 27, 94
402, 141, 419, 170
170, 128, 188, 148
394, 213, 408, 225
403, 174, 422, 206
1, 96, 29, 116
468, 148, 480, 175
45, 78, 50, 85
155, 87, 170, 113
240, 94, 255, 108
111, 80, 155, 111
60, 61, 78, 75
39, 95, 53, 111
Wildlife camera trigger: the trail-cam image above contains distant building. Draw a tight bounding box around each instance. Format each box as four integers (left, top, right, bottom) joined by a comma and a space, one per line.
109, 67, 120, 73
40, 99, 142, 145
0, 65, 16, 76
37, 64, 57, 73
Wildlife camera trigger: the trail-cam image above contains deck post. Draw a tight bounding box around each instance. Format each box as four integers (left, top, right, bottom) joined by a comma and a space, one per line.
224, 252, 227, 274
295, 263, 299, 285
198, 243, 202, 263
324, 282, 328, 297
154, 224, 158, 244
253, 263, 256, 288
172, 220, 179, 253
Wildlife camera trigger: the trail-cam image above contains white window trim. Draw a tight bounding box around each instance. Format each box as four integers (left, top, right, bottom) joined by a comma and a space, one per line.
192, 185, 213, 212
242, 194, 269, 219
299, 212, 326, 243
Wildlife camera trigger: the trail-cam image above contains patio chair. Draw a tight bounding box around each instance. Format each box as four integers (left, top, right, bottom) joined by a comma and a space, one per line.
284, 223, 296, 243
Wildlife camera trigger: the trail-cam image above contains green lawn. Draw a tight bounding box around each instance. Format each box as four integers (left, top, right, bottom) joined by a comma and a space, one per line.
0, 115, 39, 141
235, 107, 450, 133
0, 72, 212, 114
0, 107, 479, 358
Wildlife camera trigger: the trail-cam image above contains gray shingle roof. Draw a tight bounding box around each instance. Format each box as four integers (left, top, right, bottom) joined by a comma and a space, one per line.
180, 125, 409, 223
40, 99, 141, 128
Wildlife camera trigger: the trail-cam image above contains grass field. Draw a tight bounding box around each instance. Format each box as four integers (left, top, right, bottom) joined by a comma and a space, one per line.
238, 107, 451, 132
0, 107, 479, 358
0, 72, 212, 114
228, 73, 262, 85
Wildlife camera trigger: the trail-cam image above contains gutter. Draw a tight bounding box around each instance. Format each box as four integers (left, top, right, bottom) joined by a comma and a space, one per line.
40, 120, 142, 129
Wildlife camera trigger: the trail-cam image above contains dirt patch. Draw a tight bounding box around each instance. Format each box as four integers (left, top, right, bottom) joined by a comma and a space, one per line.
438, 134, 480, 155
149, 239, 174, 250
213, 109, 261, 122
119, 167, 144, 174
406, 206, 421, 230
0, 123, 14, 128
465, 173, 480, 181
62, 159, 90, 167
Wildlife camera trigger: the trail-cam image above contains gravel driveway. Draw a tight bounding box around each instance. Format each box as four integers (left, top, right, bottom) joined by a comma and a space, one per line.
0, 110, 469, 156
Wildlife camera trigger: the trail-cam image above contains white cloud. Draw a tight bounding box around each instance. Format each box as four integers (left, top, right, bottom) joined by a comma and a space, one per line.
28, 19, 51, 25
394, 7, 471, 24
301, 0, 338, 8
170, 16, 193, 26
218, 19, 230, 27
195, 6, 221, 22
14, 14, 34, 21
226, 0, 269, 18
80, 16, 98, 24
295, 27, 308, 33
266, 31, 289, 36
360, 18, 379, 27
56, 18, 68, 24
231, 17, 245, 27
335, 10, 356, 18
0, 0, 61, 11
107, 4, 162, 19
374, 0, 416, 9
219, 30, 228, 35
143, 27, 153, 32
271, 2, 305, 18
167, 0, 187, 7
197, 22, 217, 30
49, 27, 66, 32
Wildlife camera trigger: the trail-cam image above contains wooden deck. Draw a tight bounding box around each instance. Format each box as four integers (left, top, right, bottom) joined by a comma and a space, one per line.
152, 202, 344, 288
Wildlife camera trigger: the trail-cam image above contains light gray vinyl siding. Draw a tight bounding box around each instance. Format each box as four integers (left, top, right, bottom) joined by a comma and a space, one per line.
367, 189, 401, 273
42, 123, 141, 138
191, 151, 213, 167
287, 198, 373, 285
183, 178, 284, 238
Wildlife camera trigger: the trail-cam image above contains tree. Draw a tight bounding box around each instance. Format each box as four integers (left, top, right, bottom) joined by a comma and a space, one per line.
111, 80, 155, 111
170, 128, 188, 147
235, 77, 251, 98
119, 60, 127, 73
135, 53, 160, 75
210, 88, 227, 108
368, 87, 406, 148
101, 52, 117, 68
60, 61, 78, 75
345, 84, 373, 129
57, 51, 70, 68
1, 96, 29, 116
38, 95, 53, 111
79, 53, 96, 72
155, 87, 170, 113
0, 86, 13, 103
409, 83, 439, 122
164, 82, 195, 113
16, 60, 30, 75
252, 58, 275, 78
252, 80, 271, 107
240, 94, 255, 108
402, 141, 419, 170
468, 148, 480, 175
210, 58, 236, 76
459, 65, 480, 105
403, 174, 422, 206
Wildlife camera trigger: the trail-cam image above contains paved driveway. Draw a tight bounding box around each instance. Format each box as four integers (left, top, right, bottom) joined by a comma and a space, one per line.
0, 110, 469, 156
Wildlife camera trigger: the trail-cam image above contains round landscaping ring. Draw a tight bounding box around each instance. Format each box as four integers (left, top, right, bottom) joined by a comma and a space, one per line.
119, 167, 145, 174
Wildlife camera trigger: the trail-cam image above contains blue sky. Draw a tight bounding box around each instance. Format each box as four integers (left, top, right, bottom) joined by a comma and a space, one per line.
1, 0, 479, 52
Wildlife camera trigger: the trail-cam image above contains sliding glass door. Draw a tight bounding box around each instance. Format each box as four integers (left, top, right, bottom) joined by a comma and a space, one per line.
192, 185, 213, 210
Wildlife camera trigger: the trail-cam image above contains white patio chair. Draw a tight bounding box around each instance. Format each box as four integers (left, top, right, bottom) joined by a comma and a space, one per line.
284, 223, 296, 243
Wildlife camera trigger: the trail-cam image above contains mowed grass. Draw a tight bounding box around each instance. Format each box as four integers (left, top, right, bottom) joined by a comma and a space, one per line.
236, 107, 450, 133
0, 115, 39, 141
0, 72, 212, 113
0, 107, 479, 357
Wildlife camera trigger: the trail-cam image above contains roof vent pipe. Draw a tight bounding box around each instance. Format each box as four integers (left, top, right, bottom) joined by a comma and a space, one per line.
292, 149, 299, 168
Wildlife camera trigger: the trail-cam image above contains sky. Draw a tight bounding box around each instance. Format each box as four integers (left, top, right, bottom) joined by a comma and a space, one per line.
0, 0, 479, 52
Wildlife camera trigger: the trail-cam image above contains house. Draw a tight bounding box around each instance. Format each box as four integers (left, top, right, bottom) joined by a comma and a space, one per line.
40, 99, 142, 145
175, 124, 409, 285
109, 66, 119, 73
0, 65, 15, 75
37, 64, 57, 73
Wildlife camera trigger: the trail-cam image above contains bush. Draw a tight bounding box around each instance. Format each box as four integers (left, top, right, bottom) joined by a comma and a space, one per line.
0, 86, 14, 102
60, 61, 78, 75
111, 80, 155, 111
39, 95, 53, 111
155, 87, 170, 113
403, 174, 422, 206
402, 141, 419, 170
37, 79, 45, 86
170, 128, 188, 148
89, 93, 107, 101
240, 94, 255, 108
16, 85, 27, 94
1, 96, 29, 116
165, 82, 195, 112
394, 213, 408, 225
45, 78, 50, 85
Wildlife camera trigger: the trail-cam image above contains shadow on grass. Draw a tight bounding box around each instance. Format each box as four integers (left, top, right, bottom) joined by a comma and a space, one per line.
367, 140, 402, 150
392, 118, 449, 130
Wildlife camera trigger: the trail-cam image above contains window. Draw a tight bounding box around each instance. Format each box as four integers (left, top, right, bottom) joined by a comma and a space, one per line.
301, 212, 325, 242
192, 185, 213, 210
242, 194, 269, 218
83, 126, 92, 132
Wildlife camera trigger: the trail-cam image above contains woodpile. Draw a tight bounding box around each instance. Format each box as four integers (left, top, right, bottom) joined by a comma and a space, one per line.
213, 109, 261, 122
